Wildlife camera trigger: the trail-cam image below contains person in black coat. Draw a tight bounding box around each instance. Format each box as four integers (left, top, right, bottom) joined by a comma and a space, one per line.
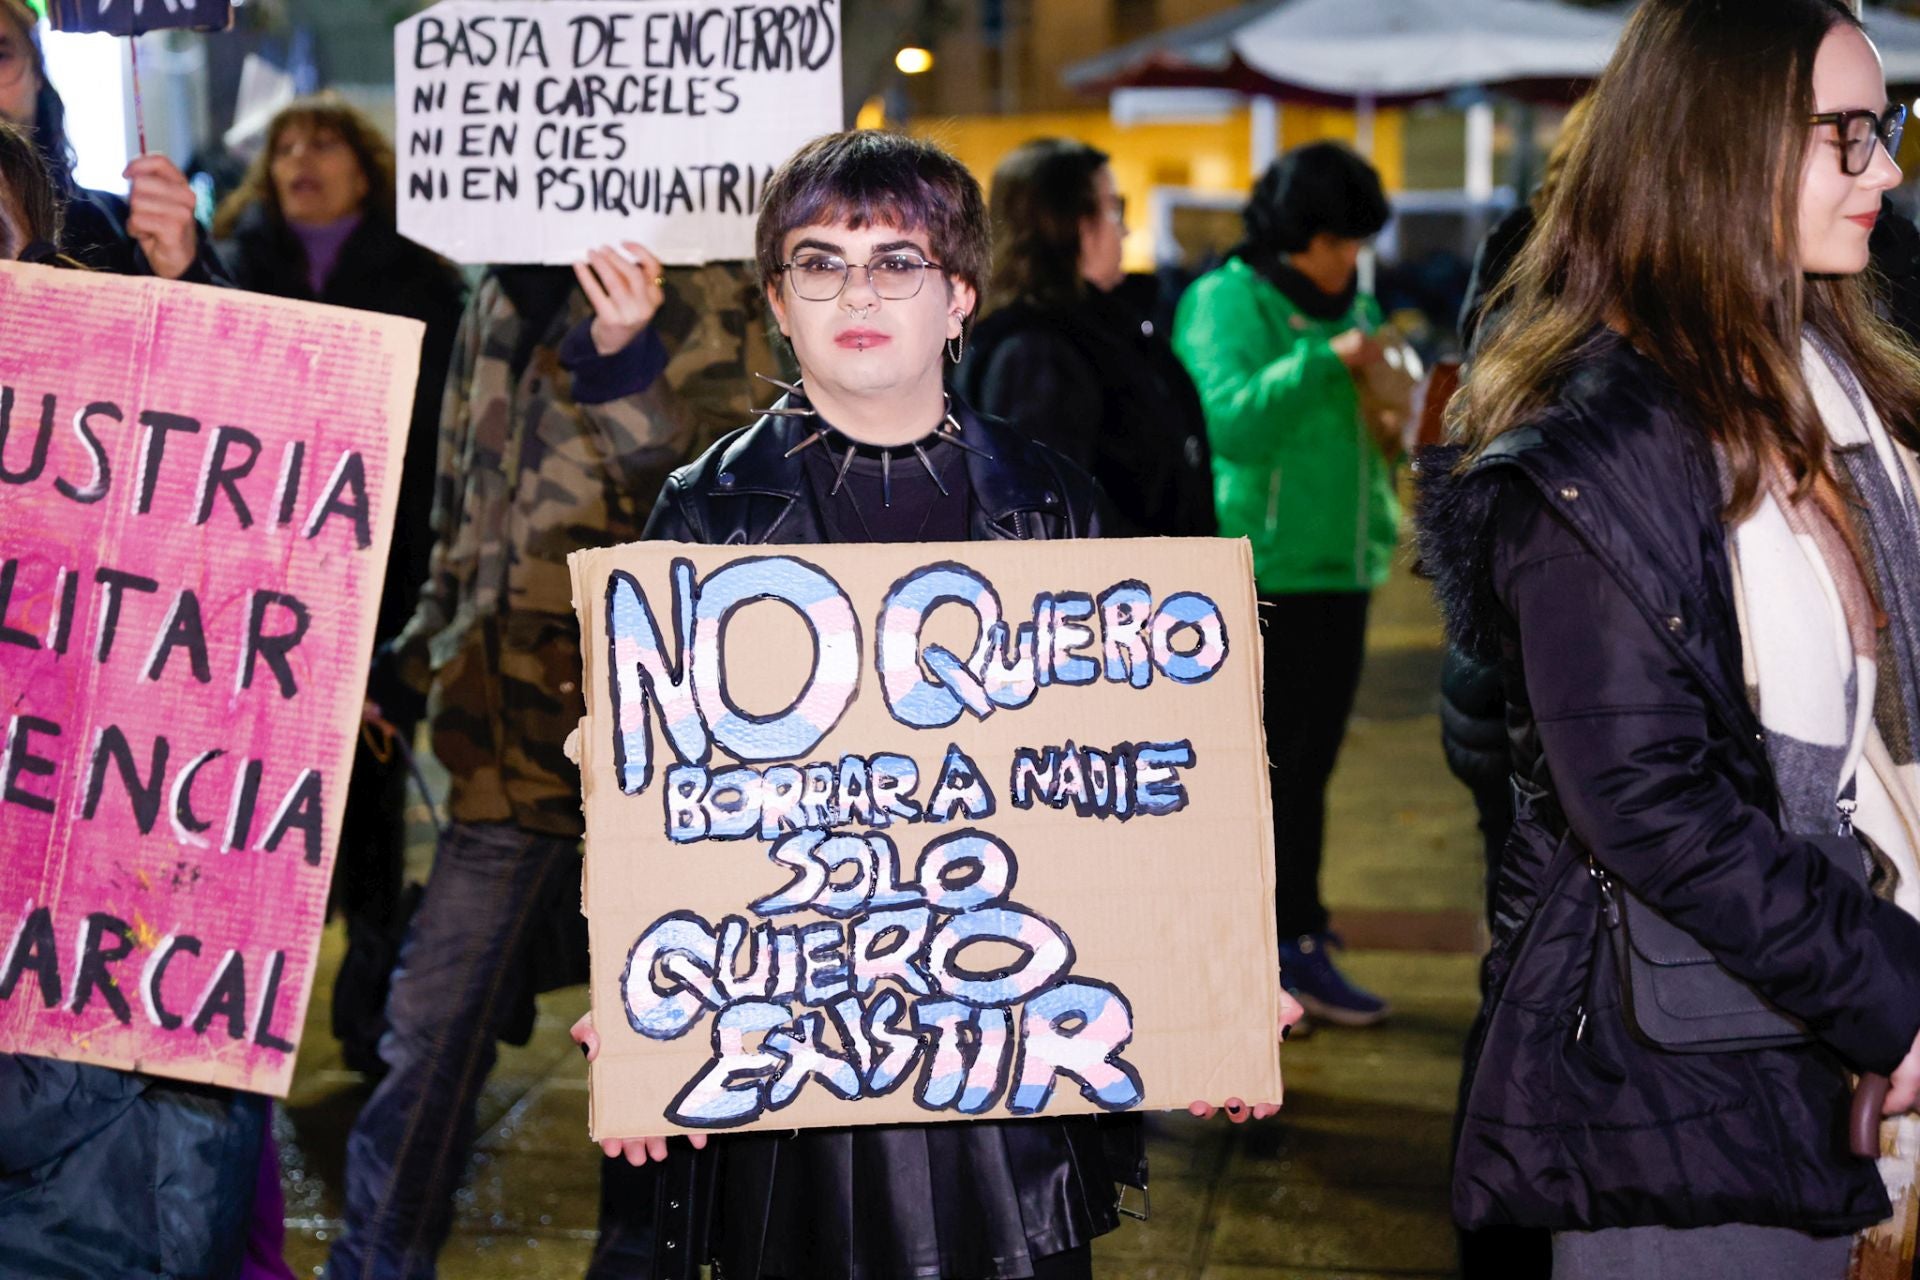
0, 116, 269, 1280
1419, 1, 1920, 1275
959, 138, 1214, 537
572, 129, 1300, 1280
215, 93, 467, 653
214, 93, 468, 1075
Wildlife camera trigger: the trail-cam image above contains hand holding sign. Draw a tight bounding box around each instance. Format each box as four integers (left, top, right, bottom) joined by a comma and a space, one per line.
573, 1012, 710, 1165
1187, 990, 1306, 1122
123, 154, 200, 281
575, 241, 666, 356
577, 984, 1306, 1151
571, 540, 1284, 1138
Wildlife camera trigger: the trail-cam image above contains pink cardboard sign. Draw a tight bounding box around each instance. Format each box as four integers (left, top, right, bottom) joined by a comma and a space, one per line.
0, 262, 420, 1097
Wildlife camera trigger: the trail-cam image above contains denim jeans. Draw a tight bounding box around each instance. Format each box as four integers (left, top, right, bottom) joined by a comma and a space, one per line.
326, 821, 649, 1279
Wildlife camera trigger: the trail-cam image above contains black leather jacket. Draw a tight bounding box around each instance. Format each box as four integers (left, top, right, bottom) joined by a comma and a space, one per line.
633, 396, 1133, 1280
1417, 333, 1920, 1234
643, 399, 1108, 546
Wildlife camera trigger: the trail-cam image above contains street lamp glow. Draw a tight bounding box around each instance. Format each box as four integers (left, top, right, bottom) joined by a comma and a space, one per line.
895, 46, 933, 75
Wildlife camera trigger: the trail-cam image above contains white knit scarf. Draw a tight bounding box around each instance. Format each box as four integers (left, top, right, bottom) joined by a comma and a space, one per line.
1729, 340, 1920, 1278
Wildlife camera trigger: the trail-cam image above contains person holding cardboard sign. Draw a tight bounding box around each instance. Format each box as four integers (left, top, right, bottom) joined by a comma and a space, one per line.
322, 237, 706, 1279
571, 128, 1302, 1280
0, 119, 282, 1279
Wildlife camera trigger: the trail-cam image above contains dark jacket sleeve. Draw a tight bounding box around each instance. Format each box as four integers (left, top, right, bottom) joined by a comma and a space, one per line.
560, 318, 671, 405
642, 472, 707, 543
1496, 483, 1920, 1073
973, 327, 1103, 472
64, 187, 232, 286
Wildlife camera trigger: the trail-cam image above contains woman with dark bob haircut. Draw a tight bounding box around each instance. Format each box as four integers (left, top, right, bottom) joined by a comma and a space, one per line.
960, 138, 1214, 537
1420, 0, 1920, 1274
574, 129, 1301, 1280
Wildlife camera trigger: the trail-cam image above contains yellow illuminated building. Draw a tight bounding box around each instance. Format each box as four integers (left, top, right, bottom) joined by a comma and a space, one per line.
896, 104, 1407, 272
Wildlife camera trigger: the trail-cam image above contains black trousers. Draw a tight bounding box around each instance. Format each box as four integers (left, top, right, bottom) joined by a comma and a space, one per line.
1260, 590, 1371, 939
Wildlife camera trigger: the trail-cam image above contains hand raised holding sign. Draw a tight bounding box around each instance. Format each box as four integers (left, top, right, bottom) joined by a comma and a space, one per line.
574, 241, 666, 357
123, 155, 202, 282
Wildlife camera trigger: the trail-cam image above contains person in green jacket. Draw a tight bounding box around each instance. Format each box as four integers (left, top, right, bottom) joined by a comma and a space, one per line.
1173, 141, 1397, 1027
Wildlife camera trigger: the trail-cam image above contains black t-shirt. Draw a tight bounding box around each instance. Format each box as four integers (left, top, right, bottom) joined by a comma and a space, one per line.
798, 428, 971, 544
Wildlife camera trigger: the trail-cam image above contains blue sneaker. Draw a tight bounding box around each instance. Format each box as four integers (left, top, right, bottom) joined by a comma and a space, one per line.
1279, 932, 1390, 1027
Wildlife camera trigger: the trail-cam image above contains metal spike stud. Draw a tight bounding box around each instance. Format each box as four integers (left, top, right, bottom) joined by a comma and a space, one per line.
830, 443, 858, 496
937, 420, 992, 458
913, 444, 949, 496
754, 373, 809, 399
758, 405, 818, 418
881, 449, 893, 507
782, 429, 829, 458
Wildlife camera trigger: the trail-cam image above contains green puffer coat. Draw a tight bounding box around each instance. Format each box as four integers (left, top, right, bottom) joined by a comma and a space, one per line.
1172, 256, 1399, 594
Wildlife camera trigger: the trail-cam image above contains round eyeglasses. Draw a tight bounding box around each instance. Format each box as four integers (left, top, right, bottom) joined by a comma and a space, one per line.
1809, 103, 1908, 176
778, 251, 946, 302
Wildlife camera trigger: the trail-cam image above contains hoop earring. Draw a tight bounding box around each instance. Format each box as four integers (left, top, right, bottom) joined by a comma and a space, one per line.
946, 318, 966, 365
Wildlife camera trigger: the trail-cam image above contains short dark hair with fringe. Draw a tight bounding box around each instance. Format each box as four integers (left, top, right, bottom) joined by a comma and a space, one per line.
755, 130, 989, 314
1244, 141, 1390, 254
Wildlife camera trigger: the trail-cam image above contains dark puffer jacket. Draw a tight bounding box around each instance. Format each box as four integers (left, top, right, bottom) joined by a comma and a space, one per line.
0, 1057, 266, 1278
1416, 332, 1920, 1233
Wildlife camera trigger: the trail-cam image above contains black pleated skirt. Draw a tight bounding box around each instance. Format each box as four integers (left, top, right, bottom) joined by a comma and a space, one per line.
711, 1114, 1133, 1280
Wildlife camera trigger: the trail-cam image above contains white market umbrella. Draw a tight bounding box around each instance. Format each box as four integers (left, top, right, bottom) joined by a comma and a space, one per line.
1227, 0, 1625, 99
1863, 5, 1920, 90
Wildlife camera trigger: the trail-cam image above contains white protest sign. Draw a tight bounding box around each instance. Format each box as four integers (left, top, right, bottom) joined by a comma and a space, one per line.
394, 0, 844, 266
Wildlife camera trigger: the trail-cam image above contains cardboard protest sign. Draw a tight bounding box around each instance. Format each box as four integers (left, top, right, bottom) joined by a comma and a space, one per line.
46, 0, 233, 34
0, 262, 418, 1096
394, 0, 844, 267
570, 537, 1283, 1136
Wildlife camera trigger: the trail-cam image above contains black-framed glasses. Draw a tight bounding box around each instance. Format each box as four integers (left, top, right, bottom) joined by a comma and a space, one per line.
1809, 103, 1907, 175
778, 251, 946, 301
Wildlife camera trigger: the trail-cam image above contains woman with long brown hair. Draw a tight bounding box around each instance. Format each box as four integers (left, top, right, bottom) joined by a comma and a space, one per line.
1420, 0, 1920, 1275
959, 138, 1214, 538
